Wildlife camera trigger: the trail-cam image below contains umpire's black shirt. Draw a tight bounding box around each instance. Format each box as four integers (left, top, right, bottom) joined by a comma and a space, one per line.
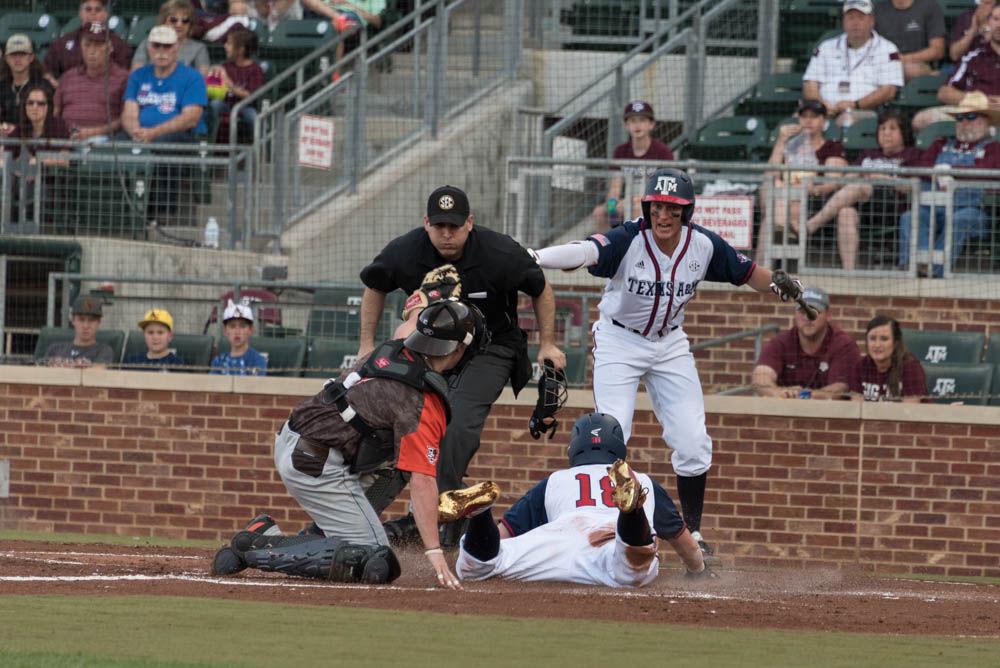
360, 226, 546, 350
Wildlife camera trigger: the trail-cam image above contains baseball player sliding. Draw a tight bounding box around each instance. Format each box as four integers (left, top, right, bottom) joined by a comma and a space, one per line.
453, 413, 710, 586
529, 167, 806, 559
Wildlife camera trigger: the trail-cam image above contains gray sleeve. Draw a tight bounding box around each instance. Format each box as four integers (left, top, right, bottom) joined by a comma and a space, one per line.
193, 41, 210, 70
94, 344, 115, 364
44, 342, 71, 359
926, 0, 946, 40
132, 39, 149, 67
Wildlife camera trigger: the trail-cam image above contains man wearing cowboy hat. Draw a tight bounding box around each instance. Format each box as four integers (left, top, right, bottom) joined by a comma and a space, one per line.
898, 93, 1000, 277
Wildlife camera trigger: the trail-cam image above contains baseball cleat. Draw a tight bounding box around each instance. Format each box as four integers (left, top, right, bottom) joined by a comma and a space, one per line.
607, 459, 647, 513
244, 513, 282, 537
438, 481, 500, 522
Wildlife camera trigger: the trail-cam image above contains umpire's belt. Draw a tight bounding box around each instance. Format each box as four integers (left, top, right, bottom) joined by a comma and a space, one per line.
611, 319, 679, 339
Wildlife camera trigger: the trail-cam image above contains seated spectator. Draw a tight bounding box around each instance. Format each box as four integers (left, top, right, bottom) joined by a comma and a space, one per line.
948, 0, 995, 63
122, 25, 208, 143
44, 295, 115, 367
751, 287, 859, 399
913, 4, 1000, 132
207, 27, 264, 138
250, 0, 304, 31
0, 35, 54, 129
898, 96, 1000, 277
301, 1, 394, 78
124, 308, 186, 369
759, 99, 847, 247
211, 299, 267, 375
44, 0, 133, 85
804, 108, 920, 270
202, 0, 256, 43
591, 101, 674, 231
874, 0, 945, 81
133, 0, 211, 76
850, 314, 926, 402
54, 22, 129, 141
803, 0, 904, 127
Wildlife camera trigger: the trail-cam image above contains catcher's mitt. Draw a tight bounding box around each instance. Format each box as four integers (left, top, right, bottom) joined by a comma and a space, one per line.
401, 264, 462, 320
528, 359, 568, 440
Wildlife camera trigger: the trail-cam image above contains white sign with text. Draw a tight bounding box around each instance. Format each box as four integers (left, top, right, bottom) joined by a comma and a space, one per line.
298, 115, 335, 169
689, 195, 754, 250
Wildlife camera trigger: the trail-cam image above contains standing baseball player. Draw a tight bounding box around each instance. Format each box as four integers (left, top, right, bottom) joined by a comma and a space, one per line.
529, 167, 805, 558
453, 413, 710, 586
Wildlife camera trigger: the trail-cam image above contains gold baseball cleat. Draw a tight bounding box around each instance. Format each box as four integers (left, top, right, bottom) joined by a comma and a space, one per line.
438, 481, 500, 522
607, 459, 647, 513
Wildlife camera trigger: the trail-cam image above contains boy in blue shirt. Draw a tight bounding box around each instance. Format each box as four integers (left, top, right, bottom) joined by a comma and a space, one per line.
124, 308, 186, 370
211, 299, 267, 376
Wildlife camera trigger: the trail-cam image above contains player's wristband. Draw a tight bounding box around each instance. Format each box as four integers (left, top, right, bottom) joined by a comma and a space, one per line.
424, 547, 443, 556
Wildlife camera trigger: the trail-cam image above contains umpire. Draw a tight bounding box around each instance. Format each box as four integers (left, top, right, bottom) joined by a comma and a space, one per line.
359, 185, 566, 546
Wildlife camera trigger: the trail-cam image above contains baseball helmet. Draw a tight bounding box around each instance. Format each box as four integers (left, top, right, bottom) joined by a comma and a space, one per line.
641, 167, 696, 225
404, 299, 484, 357
567, 412, 627, 467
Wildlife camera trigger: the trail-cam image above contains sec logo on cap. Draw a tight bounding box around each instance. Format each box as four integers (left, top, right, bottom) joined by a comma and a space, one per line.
438, 195, 455, 210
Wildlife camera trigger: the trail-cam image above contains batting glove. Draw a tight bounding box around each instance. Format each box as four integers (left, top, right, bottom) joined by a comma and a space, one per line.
769, 277, 803, 302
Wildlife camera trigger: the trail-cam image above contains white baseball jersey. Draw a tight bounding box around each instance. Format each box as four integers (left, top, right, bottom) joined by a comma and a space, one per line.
587, 220, 756, 337
804, 31, 904, 104
455, 463, 685, 587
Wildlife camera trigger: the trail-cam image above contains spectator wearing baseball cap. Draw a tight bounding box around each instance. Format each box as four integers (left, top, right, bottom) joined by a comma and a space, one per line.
44, 0, 133, 83
53, 21, 130, 141
43, 294, 115, 367
123, 308, 186, 370
131, 0, 210, 76
0, 34, 54, 130
752, 286, 860, 400
211, 299, 268, 375
592, 100, 674, 231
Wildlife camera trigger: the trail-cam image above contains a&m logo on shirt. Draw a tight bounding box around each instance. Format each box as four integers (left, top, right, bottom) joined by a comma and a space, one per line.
654, 175, 678, 195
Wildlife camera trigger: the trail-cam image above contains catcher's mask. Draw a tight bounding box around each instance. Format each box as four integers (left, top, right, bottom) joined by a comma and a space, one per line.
528, 359, 569, 440
641, 167, 695, 226
567, 412, 627, 466
404, 299, 485, 358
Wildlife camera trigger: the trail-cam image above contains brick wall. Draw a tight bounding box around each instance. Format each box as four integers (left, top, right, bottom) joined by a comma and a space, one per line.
1, 367, 998, 576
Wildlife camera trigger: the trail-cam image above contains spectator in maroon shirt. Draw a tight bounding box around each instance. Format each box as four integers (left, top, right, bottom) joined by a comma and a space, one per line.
0, 35, 54, 131
207, 26, 264, 140
54, 22, 128, 141
914, 4, 1000, 131
850, 314, 926, 402
752, 287, 860, 399
948, 0, 994, 63
43, 0, 133, 85
804, 109, 920, 270
592, 100, 675, 231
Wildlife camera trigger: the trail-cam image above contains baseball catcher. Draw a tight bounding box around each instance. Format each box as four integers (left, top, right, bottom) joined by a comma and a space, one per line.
528, 359, 568, 440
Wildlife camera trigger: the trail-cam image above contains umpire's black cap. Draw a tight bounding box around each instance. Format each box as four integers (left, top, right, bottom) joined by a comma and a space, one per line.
427, 185, 470, 226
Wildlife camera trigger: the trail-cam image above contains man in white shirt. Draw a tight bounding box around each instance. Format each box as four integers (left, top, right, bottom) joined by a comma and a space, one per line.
803, 0, 904, 126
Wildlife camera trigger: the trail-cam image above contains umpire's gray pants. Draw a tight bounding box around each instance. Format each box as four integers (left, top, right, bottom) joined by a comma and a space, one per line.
274, 421, 388, 546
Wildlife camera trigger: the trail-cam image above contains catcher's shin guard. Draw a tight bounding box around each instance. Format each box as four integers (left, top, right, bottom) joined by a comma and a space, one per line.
243, 537, 401, 583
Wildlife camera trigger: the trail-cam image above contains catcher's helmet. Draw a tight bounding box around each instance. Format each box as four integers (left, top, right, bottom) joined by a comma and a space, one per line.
567, 412, 627, 467
641, 167, 696, 225
404, 299, 484, 357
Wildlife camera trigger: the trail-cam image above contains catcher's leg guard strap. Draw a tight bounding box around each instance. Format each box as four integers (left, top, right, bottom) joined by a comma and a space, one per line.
461, 508, 499, 561
243, 537, 401, 583
677, 472, 707, 534
230, 531, 324, 558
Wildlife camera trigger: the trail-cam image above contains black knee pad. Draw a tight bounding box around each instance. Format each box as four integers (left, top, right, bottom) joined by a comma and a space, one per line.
243, 537, 401, 583
360, 545, 401, 584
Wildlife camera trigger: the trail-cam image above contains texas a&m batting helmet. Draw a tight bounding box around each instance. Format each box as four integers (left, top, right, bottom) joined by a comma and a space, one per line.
641, 167, 696, 225
567, 413, 627, 467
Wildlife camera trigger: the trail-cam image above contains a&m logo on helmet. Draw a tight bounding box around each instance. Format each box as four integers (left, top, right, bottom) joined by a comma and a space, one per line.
438, 195, 455, 210
654, 175, 678, 195
631, 102, 645, 113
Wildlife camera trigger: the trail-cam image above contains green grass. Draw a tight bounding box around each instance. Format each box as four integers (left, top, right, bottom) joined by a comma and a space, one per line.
0, 596, 998, 668
0, 530, 218, 549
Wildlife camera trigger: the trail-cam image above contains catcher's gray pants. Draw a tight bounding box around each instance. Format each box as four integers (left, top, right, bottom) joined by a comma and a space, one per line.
437, 343, 517, 492
274, 421, 388, 546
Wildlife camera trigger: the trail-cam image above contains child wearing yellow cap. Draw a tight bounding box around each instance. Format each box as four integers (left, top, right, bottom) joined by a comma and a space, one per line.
123, 308, 186, 370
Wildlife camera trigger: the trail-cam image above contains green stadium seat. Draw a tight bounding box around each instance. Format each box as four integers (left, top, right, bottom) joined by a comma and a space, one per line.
0, 12, 62, 49
990, 363, 1000, 406
304, 338, 359, 378
896, 73, 947, 111
985, 332, 1000, 365
126, 15, 158, 49
684, 116, 770, 162
122, 331, 214, 369
307, 288, 402, 341
779, 0, 841, 63
734, 72, 804, 126
60, 15, 129, 37
528, 346, 588, 386
842, 116, 878, 154
916, 121, 955, 150
923, 362, 993, 405
902, 328, 985, 365
216, 335, 307, 377
33, 326, 126, 363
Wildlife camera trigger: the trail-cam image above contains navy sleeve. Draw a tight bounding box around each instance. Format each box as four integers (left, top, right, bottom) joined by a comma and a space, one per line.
695, 224, 755, 286
500, 477, 549, 536
586, 220, 640, 279
651, 480, 686, 539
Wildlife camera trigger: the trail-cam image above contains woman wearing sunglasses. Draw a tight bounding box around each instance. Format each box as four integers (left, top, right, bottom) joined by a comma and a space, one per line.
132, 0, 210, 76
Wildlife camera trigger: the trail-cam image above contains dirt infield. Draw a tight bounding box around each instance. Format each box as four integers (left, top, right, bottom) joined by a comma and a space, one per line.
2, 540, 998, 637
